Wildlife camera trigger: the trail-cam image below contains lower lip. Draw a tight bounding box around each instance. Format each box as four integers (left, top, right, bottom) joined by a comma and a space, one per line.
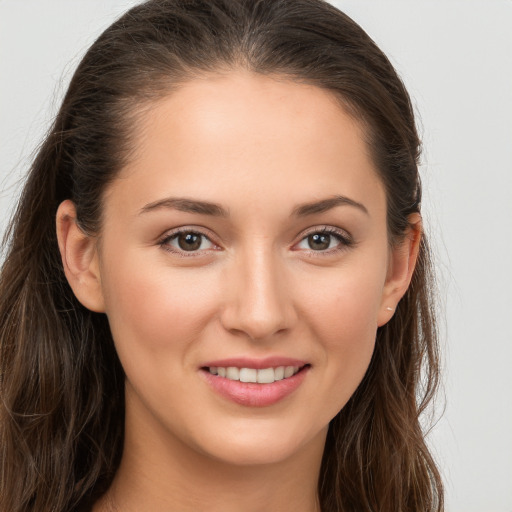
201, 366, 310, 407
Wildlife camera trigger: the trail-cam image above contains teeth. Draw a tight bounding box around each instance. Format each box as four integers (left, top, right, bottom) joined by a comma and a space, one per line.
226, 367, 239, 380
284, 366, 296, 378
239, 368, 257, 382
274, 366, 285, 381
257, 368, 275, 384
208, 365, 302, 383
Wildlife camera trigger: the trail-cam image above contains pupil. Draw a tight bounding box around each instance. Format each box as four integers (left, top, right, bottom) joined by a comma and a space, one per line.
178, 233, 201, 251
308, 233, 330, 250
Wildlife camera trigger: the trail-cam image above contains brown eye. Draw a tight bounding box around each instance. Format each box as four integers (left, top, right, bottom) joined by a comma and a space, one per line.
163, 231, 216, 253
307, 233, 331, 250
177, 232, 202, 251
295, 228, 351, 254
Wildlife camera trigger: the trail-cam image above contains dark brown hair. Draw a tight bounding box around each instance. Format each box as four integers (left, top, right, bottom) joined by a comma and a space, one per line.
0, 1, 443, 510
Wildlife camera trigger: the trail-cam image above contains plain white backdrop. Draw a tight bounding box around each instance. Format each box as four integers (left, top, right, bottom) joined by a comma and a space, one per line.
1, 1, 511, 510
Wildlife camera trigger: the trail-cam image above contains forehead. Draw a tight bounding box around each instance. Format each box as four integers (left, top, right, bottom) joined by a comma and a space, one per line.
109, 70, 385, 218
132, 70, 368, 159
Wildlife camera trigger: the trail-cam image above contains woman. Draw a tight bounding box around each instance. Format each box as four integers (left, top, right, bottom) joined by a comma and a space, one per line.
0, 0, 443, 511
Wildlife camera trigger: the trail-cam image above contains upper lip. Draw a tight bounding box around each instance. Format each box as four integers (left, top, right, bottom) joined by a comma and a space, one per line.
201, 357, 309, 370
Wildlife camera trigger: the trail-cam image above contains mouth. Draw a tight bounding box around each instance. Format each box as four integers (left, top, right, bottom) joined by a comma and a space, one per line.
199, 360, 311, 407
202, 364, 308, 384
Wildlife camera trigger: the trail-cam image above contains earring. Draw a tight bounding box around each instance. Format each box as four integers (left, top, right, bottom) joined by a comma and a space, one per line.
386, 306, 394, 311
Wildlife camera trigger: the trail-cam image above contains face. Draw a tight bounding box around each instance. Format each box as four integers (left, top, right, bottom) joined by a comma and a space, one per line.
93, 71, 398, 466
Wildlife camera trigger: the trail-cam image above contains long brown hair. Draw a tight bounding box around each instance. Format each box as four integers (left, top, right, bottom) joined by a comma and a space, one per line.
0, 1, 443, 510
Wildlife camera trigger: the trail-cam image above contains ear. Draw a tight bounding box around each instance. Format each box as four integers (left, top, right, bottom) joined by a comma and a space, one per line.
56, 200, 105, 313
377, 213, 422, 327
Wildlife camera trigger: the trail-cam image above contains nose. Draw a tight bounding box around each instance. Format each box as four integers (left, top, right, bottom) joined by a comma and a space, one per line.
219, 246, 296, 341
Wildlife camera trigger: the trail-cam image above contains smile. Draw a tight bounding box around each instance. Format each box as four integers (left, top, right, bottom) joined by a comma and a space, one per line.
207, 365, 302, 383
200, 361, 310, 407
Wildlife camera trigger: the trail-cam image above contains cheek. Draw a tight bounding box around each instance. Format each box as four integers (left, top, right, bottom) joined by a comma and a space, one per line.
298, 267, 384, 409
319, 286, 379, 371
302, 265, 384, 344
100, 251, 220, 356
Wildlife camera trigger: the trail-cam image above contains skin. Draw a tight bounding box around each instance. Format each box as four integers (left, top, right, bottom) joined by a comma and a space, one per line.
57, 70, 421, 512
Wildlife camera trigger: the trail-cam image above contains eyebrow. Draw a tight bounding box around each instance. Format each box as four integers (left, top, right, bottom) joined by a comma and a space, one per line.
292, 195, 369, 217
139, 197, 229, 217
139, 194, 368, 218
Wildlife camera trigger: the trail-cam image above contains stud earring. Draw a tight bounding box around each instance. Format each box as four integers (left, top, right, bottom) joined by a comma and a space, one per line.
386, 307, 394, 311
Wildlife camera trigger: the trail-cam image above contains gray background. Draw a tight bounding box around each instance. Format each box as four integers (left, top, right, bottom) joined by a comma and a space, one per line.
1, 1, 511, 510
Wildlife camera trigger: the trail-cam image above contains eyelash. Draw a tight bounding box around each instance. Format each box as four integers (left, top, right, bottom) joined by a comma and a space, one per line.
158, 226, 354, 257
295, 227, 354, 256
158, 227, 219, 258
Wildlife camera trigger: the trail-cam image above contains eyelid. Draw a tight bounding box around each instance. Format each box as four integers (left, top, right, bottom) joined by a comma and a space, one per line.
157, 224, 354, 257
292, 225, 354, 254
158, 226, 221, 256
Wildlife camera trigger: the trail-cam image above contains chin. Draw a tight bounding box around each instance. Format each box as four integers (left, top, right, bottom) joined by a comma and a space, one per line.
207, 443, 299, 467
194, 421, 328, 467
